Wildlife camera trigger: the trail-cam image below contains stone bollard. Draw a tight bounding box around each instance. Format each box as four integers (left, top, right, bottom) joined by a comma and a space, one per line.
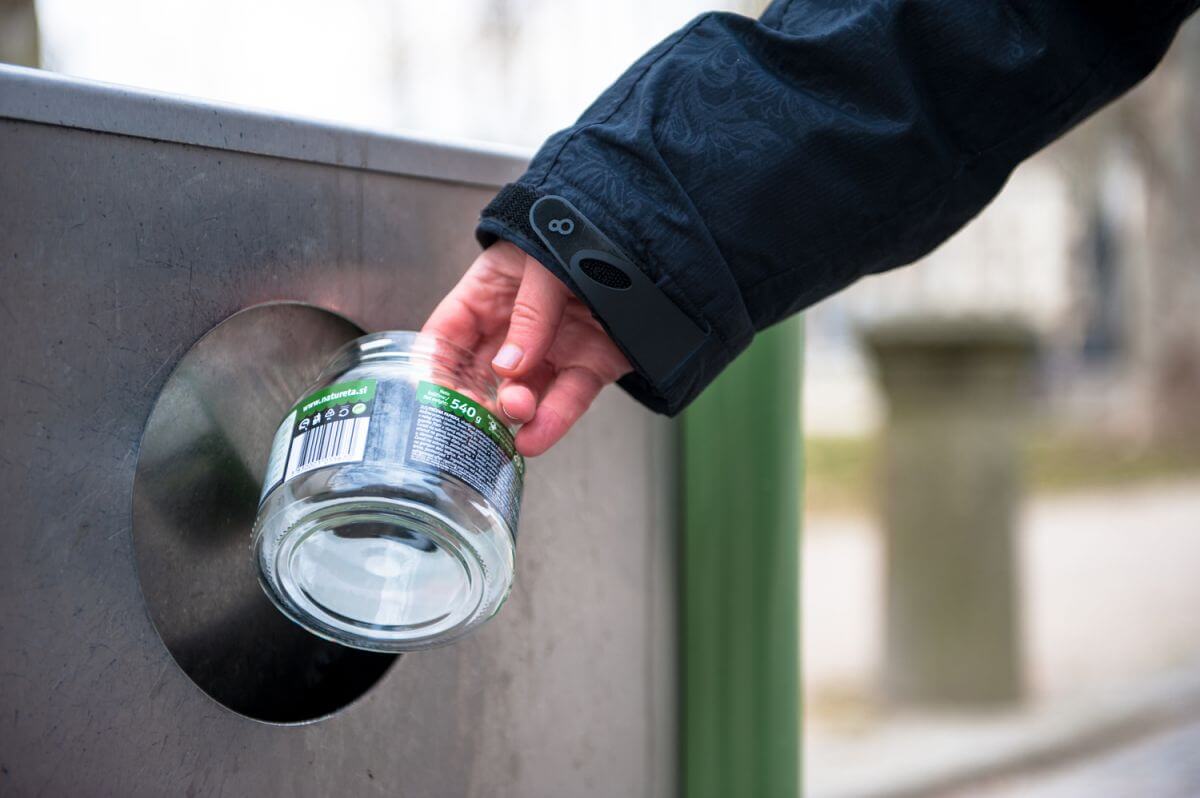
864, 318, 1037, 707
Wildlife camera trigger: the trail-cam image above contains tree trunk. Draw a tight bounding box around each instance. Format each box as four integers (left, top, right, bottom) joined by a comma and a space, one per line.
1118, 20, 1200, 446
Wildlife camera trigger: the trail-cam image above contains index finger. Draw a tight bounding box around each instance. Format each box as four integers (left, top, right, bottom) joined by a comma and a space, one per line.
422, 287, 484, 353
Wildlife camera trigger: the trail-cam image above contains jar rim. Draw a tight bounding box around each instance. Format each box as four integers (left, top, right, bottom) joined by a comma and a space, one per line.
320, 330, 500, 398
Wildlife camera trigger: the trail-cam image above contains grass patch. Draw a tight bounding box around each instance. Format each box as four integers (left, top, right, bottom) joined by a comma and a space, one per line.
805, 432, 1200, 516
1025, 433, 1200, 492
804, 435, 877, 516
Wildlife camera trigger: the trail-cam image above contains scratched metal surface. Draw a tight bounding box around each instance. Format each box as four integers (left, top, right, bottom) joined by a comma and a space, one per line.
0, 69, 675, 797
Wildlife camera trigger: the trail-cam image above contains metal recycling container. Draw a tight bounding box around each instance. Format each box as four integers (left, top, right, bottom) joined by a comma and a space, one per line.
0, 65, 676, 797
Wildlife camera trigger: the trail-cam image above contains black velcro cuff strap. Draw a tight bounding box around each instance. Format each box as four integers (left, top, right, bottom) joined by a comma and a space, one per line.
528, 195, 708, 385
478, 183, 542, 247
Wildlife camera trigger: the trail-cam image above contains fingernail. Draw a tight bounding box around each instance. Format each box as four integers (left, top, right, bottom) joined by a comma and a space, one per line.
492, 344, 523, 370
499, 400, 518, 421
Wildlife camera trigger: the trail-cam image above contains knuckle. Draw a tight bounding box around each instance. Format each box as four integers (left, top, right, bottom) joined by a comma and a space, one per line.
470, 250, 523, 289
558, 366, 603, 409
508, 299, 546, 333
536, 404, 570, 438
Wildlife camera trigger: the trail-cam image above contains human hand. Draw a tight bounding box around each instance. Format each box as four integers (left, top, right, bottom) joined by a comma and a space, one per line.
422, 241, 631, 457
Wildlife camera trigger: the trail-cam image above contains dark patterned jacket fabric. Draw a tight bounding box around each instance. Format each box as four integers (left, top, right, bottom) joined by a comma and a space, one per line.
478, 0, 1199, 415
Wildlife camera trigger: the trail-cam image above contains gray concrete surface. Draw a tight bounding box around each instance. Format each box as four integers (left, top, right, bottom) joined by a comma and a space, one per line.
958, 718, 1200, 797
805, 478, 1200, 798
808, 665, 1200, 798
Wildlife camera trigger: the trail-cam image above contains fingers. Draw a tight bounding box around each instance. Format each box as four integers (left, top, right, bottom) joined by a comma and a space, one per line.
497, 384, 537, 425
424, 245, 615, 456
422, 243, 526, 352
422, 292, 482, 354
515, 365, 606, 457
497, 362, 555, 424
491, 257, 568, 379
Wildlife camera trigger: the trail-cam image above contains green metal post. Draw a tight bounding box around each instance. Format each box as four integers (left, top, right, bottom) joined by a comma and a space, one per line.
681, 316, 803, 798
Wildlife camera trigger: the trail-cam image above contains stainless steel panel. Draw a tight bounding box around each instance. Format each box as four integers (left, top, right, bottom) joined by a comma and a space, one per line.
0, 69, 675, 797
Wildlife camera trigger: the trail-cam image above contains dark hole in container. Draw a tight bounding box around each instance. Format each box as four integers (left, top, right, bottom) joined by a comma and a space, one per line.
132, 303, 398, 724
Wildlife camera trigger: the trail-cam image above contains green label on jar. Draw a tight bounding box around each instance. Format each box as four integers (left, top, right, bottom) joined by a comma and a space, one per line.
292, 379, 376, 418
409, 381, 524, 531
414, 382, 524, 474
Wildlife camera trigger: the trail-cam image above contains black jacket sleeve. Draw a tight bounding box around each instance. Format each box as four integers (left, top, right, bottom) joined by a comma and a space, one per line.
477, 0, 1199, 415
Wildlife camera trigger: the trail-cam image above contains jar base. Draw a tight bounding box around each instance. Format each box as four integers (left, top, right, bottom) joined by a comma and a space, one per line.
260, 497, 505, 652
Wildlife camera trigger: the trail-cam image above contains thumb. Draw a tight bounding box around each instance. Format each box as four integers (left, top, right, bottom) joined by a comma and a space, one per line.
491, 256, 568, 378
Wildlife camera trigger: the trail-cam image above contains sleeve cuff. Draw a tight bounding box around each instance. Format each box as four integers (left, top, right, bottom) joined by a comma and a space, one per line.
476, 185, 736, 416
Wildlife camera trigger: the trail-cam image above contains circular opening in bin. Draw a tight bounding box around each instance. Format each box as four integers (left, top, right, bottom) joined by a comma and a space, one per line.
132, 302, 398, 723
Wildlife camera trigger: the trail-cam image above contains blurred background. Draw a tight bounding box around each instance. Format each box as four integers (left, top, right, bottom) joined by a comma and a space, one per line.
5, 1, 1198, 795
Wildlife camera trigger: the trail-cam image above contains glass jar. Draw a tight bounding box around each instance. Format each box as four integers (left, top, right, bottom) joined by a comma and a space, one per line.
252, 331, 523, 652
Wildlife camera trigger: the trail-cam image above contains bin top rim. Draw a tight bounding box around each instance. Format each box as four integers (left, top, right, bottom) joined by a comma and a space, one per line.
0, 63, 529, 188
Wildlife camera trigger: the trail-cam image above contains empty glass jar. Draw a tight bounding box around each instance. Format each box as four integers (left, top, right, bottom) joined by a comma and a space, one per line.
253, 331, 524, 652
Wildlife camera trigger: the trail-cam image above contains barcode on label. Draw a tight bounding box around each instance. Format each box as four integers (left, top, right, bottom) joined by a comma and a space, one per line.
285, 416, 370, 480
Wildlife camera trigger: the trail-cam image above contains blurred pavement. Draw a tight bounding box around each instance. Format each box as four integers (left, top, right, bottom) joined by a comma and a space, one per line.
804, 477, 1200, 797
957, 717, 1200, 797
